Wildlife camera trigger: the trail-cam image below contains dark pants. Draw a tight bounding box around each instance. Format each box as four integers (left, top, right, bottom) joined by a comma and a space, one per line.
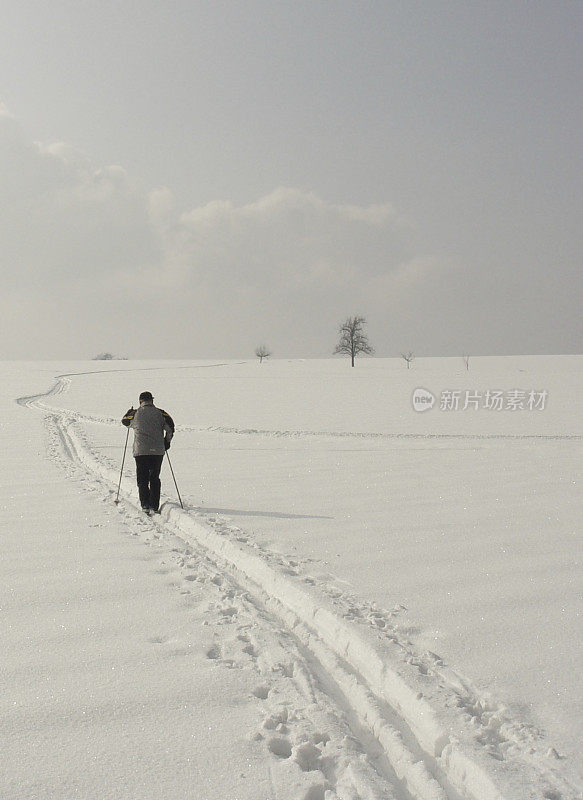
135, 455, 164, 511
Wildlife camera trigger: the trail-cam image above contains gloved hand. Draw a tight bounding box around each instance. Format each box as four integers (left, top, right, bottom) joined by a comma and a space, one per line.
122, 407, 135, 426
165, 440, 171, 450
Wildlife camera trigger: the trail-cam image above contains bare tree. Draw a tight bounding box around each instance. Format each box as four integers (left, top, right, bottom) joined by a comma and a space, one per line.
333, 316, 374, 367
462, 354, 470, 371
255, 345, 271, 363
401, 352, 415, 369
93, 352, 127, 361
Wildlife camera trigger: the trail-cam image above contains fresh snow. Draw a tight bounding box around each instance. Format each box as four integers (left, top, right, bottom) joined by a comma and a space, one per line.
3, 357, 582, 800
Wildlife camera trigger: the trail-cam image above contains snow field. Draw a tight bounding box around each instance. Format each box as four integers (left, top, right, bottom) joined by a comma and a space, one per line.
12, 358, 582, 800
56, 360, 582, 764
28, 415, 408, 798
3, 395, 270, 799
6, 374, 396, 799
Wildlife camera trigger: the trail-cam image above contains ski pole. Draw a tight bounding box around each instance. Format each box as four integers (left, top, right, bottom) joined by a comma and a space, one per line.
165, 449, 184, 509
114, 426, 130, 505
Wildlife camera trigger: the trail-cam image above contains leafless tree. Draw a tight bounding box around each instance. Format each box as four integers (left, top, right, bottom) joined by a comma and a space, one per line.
462, 354, 470, 371
93, 352, 127, 360
255, 345, 271, 363
333, 316, 374, 367
401, 351, 415, 369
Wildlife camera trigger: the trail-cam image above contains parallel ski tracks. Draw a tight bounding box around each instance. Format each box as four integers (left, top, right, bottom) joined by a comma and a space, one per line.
17, 373, 577, 800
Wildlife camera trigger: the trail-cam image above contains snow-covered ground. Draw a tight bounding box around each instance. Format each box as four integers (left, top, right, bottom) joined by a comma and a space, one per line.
3, 357, 582, 800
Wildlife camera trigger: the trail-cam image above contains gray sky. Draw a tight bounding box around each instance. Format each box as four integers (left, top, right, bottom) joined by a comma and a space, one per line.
1, 0, 581, 359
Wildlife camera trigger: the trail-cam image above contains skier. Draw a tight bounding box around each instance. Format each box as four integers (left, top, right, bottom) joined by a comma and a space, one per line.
121, 391, 175, 514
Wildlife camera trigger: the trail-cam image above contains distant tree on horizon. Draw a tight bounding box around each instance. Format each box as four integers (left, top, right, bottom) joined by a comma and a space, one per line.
93, 353, 127, 361
333, 316, 374, 367
255, 345, 271, 363
401, 352, 415, 369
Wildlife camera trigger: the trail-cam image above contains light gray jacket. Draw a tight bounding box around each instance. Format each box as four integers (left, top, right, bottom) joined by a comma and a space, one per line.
122, 402, 174, 457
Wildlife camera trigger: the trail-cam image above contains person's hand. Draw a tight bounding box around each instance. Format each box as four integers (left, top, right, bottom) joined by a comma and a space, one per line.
165, 440, 171, 450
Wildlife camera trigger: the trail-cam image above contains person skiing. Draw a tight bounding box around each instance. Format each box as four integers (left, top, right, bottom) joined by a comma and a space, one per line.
121, 391, 175, 514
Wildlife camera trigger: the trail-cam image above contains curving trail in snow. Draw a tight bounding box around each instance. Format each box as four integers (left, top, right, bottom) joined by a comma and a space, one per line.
17, 369, 580, 800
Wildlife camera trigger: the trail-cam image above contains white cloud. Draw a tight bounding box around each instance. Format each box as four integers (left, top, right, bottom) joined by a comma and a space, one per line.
335, 202, 399, 226
167, 187, 409, 297
36, 140, 92, 171
0, 106, 457, 358
0, 111, 158, 356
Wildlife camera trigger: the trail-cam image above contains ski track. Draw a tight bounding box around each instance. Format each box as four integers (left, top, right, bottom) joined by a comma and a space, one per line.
16, 372, 581, 800
201, 426, 583, 443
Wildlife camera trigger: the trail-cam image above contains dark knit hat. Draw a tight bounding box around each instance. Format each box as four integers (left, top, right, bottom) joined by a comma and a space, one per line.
139, 391, 153, 402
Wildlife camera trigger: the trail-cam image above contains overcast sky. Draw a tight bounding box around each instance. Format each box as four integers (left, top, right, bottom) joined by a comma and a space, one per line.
1, 0, 581, 359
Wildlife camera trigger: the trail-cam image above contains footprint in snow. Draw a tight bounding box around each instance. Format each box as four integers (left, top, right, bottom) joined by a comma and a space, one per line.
206, 644, 221, 660
205, 643, 235, 668
293, 742, 322, 772
268, 736, 292, 759
302, 787, 327, 800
